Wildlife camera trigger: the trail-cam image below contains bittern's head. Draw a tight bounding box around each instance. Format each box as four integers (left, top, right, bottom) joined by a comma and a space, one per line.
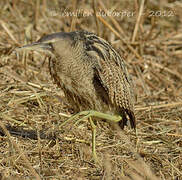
16, 31, 96, 58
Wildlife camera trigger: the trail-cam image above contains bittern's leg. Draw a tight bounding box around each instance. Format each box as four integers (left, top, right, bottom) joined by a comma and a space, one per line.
59, 110, 122, 163
89, 117, 98, 163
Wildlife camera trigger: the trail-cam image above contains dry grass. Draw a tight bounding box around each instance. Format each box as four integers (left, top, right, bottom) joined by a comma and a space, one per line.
0, 0, 182, 179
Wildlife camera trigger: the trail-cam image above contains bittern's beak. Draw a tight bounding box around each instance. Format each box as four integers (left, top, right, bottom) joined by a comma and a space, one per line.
15, 42, 53, 53
15, 32, 75, 57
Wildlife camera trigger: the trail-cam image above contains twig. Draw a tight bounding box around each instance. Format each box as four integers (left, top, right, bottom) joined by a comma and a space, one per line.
132, 0, 145, 42
0, 121, 41, 180
135, 101, 182, 111
0, 20, 19, 45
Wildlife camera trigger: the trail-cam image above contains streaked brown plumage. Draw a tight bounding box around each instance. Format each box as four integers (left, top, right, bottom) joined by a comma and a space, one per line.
20, 31, 136, 129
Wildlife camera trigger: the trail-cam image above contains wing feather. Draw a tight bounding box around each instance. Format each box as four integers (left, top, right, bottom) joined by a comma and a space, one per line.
86, 36, 136, 129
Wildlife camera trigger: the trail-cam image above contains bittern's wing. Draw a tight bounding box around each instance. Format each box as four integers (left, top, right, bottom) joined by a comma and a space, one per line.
86, 36, 136, 129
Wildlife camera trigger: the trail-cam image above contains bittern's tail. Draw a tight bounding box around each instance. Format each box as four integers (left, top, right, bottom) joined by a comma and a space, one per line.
118, 109, 136, 129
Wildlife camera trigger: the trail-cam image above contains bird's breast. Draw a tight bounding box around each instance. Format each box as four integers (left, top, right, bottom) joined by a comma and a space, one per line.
49, 56, 95, 94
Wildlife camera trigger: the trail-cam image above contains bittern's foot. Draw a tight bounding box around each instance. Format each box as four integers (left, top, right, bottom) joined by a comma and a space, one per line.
59, 110, 122, 164
59, 110, 122, 128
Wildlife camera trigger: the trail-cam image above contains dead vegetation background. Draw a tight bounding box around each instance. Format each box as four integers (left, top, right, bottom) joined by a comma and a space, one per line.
0, 0, 182, 179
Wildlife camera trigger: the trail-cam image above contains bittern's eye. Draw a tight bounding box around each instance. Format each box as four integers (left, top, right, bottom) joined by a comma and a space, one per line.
47, 43, 54, 51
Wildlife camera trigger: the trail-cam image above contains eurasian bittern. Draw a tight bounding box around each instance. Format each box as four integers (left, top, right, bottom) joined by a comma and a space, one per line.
17, 31, 136, 163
